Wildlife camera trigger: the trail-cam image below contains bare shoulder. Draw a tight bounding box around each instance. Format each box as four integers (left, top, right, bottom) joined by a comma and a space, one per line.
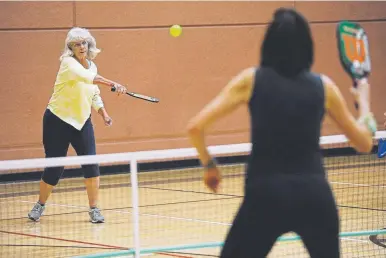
241, 67, 256, 77
321, 74, 340, 97
320, 73, 346, 112
321, 74, 336, 88
228, 67, 256, 91
222, 67, 256, 103
239, 67, 256, 84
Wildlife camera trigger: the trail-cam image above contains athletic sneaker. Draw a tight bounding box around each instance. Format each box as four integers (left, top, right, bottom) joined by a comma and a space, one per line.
28, 202, 45, 221
89, 207, 105, 223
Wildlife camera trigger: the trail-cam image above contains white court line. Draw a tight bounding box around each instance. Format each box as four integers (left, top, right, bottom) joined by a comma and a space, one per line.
330, 181, 386, 188
329, 168, 386, 175
342, 237, 370, 243
19, 200, 231, 226
16, 201, 376, 244
20, 200, 85, 209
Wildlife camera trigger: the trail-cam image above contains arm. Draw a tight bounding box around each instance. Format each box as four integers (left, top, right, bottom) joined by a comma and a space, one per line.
384, 112, 386, 128
98, 107, 113, 126
92, 88, 113, 126
323, 75, 375, 153
92, 87, 105, 112
93, 75, 118, 88
93, 75, 127, 95
97, 106, 107, 117
64, 57, 97, 84
187, 67, 255, 166
63, 57, 127, 93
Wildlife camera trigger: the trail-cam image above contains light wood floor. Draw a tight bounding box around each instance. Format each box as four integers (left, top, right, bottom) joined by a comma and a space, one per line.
0, 154, 385, 258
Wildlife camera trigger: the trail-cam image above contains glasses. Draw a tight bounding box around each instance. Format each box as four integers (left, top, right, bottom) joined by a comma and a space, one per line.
70, 40, 88, 48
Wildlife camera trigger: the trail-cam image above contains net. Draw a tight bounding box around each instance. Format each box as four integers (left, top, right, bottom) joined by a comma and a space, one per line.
0, 158, 135, 258
0, 132, 385, 258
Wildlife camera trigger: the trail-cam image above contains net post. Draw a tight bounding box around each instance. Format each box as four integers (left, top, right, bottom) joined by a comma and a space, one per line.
130, 158, 141, 258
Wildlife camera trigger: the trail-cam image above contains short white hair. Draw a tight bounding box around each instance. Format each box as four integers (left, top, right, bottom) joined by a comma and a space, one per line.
60, 27, 101, 61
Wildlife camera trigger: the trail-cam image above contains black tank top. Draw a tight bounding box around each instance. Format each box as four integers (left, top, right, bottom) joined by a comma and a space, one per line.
246, 67, 325, 180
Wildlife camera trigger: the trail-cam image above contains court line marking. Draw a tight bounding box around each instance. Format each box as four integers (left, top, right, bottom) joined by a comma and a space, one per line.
4, 177, 384, 245
18, 200, 232, 226
7, 166, 382, 248
342, 237, 370, 243
0, 197, 240, 221
3, 164, 382, 253
158, 253, 193, 258
1, 202, 371, 254
0, 231, 187, 258
0, 244, 123, 249
1, 215, 193, 258
330, 181, 386, 188
15, 200, 376, 245
0, 229, 128, 249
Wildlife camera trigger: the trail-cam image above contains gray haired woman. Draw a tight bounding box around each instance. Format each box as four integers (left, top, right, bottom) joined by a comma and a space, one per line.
28, 27, 127, 223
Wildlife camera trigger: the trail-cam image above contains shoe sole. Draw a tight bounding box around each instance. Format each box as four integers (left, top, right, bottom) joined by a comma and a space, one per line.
28, 215, 40, 222
90, 219, 105, 223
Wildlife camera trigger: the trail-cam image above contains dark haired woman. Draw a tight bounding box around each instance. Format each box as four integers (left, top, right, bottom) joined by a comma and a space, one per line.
187, 8, 376, 257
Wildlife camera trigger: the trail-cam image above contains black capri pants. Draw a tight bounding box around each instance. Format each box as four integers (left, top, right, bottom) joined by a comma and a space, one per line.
42, 109, 100, 186
220, 173, 340, 258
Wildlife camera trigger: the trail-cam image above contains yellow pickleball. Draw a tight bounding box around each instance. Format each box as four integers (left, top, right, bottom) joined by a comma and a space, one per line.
170, 25, 182, 37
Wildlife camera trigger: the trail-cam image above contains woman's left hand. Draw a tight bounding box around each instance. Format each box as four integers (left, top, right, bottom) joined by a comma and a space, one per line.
204, 167, 222, 193
103, 116, 113, 127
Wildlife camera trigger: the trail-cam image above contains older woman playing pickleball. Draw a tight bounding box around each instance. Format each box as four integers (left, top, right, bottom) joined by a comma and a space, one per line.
28, 27, 127, 223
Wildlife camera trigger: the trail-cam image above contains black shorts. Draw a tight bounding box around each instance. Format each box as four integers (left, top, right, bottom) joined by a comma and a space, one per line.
41, 109, 100, 185
220, 173, 340, 258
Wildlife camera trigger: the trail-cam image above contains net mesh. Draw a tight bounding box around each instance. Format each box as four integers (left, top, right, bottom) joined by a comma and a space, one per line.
0, 163, 134, 258
0, 132, 385, 258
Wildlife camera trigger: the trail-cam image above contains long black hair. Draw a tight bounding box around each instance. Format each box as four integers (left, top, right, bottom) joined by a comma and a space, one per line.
260, 8, 314, 77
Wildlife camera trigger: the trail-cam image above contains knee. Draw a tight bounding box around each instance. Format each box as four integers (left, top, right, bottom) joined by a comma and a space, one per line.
83, 165, 100, 178
42, 168, 63, 186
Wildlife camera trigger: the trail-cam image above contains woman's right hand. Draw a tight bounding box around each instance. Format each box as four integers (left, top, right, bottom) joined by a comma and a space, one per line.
113, 84, 128, 96
384, 112, 386, 128
351, 79, 370, 115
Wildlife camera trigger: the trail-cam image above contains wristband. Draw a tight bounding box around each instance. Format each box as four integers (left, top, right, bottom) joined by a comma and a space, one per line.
203, 158, 217, 169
